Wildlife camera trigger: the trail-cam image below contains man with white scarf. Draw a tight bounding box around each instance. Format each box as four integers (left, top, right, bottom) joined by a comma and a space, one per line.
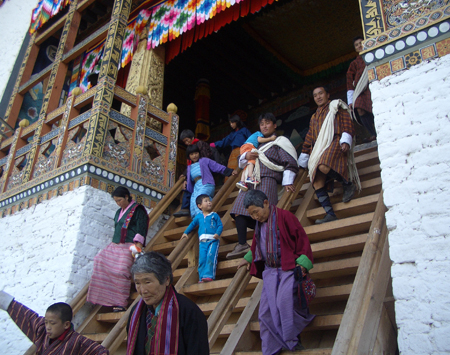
298, 87, 358, 224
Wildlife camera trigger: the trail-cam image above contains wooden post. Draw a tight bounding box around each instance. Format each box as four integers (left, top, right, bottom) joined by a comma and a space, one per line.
1, 35, 39, 138
128, 89, 147, 173
0, 121, 28, 193
82, 0, 132, 158
20, 1, 81, 184
163, 105, 179, 188
331, 192, 387, 355
52, 89, 81, 169
356, 233, 393, 354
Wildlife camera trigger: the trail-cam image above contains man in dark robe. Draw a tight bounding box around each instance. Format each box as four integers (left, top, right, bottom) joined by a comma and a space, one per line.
347, 36, 376, 141
238, 190, 315, 355
298, 87, 356, 224
226, 113, 299, 259
126, 252, 209, 355
0, 291, 109, 355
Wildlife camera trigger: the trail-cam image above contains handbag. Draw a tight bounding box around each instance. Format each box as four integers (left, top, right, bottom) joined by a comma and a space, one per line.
294, 265, 316, 309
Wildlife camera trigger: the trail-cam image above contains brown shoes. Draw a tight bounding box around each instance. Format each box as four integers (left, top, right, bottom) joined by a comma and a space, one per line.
226, 243, 250, 259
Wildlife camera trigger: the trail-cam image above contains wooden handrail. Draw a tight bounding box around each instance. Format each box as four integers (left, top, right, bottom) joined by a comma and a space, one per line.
102, 172, 242, 353
331, 192, 387, 355
146, 177, 185, 239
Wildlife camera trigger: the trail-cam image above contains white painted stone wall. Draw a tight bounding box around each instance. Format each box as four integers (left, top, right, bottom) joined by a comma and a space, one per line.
0, 0, 38, 100
0, 186, 118, 355
372, 54, 450, 355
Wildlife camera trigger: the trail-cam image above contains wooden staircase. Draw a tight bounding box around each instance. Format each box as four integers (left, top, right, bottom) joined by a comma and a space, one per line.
24, 143, 397, 355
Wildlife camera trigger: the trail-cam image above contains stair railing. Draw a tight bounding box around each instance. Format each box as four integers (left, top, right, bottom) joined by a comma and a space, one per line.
331, 192, 392, 355
101, 172, 242, 353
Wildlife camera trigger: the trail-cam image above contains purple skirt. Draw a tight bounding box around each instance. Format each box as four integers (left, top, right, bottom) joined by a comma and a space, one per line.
259, 267, 315, 355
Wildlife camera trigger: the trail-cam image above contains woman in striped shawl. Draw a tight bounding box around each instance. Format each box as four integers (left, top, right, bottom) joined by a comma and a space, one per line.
87, 186, 149, 312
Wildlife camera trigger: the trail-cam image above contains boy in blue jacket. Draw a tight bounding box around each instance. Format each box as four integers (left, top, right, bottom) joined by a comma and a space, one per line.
181, 194, 223, 282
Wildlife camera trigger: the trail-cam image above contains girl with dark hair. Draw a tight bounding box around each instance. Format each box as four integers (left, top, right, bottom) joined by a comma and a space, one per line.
185, 144, 236, 217
87, 186, 149, 312
210, 114, 252, 171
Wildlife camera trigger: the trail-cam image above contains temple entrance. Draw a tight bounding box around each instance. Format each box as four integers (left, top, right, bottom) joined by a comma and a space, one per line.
163, 0, 365, 157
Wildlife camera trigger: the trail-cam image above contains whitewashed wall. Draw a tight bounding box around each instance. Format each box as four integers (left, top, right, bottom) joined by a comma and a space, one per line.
0, 0, 38, 100
372, 54, 450, 355
0, 186, 117, 355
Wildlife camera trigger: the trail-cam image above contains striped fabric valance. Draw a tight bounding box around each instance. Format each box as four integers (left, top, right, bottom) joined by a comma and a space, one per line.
30, 0, 72, 34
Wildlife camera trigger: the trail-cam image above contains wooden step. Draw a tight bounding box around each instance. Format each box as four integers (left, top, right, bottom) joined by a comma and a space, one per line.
217, 203, 233, 213
314, 177, 382, 204
221, 227, 254, 241
357, 163, 380, 179
152, 240, 179, 254
163, 225, 187, 240
311, 234, 367, 259
174, 216, 192, 227
307, 194, 379, 220
182, 276, 260, 296
304, 212, 373, 243
199, 297, 251, 315
354, 141, 377, 156
248, 314, 342, 333
96, 312, 125, 323
310, 257, 361, 279
235, 349, 332, 355
355, 150, 379, 168
314, 284, 353, 303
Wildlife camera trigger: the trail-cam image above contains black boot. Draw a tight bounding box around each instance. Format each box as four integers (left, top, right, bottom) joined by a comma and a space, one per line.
315, 188, 337, 224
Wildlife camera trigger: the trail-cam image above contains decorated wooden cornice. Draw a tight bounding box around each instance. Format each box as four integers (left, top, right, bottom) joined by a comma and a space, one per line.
359, 0, 450, 81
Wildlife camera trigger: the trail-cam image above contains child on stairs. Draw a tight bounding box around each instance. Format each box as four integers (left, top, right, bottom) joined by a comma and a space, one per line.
181, 195, 223, 282
236, 131, 277, 191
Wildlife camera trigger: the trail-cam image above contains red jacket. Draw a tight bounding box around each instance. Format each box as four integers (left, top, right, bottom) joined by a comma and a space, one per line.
250, 207, 313, 279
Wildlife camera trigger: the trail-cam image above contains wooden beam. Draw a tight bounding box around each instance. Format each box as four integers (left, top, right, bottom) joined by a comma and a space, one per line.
356, 234, 392, 354
207, 267, 252, 348
220, 281, 263, 355
331, 192, 387, 355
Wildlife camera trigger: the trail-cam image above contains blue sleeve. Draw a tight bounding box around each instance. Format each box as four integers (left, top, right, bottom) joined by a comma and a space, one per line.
233, 128, 252, 148
215, 131, 235, 149
256, 131, 264, 138
184, 215, 199, 235
214, 213, 223, 236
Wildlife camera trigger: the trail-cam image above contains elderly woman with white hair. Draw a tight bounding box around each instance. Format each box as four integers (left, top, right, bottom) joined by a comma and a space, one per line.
126, 252, 209, 355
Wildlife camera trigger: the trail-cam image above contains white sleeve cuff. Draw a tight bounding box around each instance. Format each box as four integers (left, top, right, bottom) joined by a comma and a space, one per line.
238, 153, 248, 169
298, 153, 309, 169
0, 291, 14, 311
282, 170, 296, 186
347, 90, 354, 105
340, 132, 353, 147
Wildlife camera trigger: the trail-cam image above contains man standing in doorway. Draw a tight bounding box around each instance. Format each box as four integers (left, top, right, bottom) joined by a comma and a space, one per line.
298, 87, 358, 224
347, 36, 376, 142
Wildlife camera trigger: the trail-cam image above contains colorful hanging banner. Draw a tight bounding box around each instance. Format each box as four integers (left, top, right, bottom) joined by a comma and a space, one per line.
79, 41, 105, 92
30, 0, 72, 34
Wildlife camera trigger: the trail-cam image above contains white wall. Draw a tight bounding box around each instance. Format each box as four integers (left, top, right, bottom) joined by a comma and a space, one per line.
0, 186, 117, 355
0, 0, 38, 100
372, 54, 450, 355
